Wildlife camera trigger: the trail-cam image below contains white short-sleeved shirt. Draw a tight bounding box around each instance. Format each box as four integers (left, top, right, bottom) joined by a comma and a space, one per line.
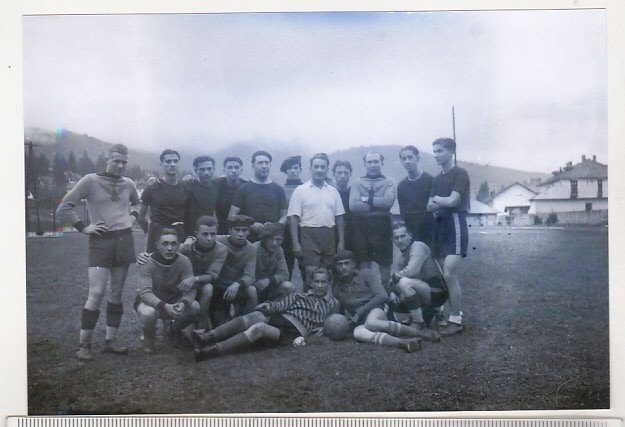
287, 181, 345, 228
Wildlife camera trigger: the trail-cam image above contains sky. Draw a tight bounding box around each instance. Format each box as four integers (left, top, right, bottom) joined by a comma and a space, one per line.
22, 10, 607, 172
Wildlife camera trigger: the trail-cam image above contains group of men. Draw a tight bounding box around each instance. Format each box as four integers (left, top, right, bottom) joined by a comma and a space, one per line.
57, 137, 469, 361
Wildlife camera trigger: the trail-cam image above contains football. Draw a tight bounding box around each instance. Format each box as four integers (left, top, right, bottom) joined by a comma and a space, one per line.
323, 314, 352, 341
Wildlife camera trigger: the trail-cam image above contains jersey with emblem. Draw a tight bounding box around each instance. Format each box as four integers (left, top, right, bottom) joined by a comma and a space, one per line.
57, 172, 139, 231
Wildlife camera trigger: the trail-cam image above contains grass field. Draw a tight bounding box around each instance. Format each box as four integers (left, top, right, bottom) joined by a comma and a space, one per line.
26, 226, 609, 414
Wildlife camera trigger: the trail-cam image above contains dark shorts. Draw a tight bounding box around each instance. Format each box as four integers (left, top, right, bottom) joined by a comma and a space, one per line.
300, 226, 336, 268
403, 212, 434, 248
146, 222, 187, 253
433, 211, 468, 258
267, 314, 301, 346
89, 228, 136, 267
350, 215, 393, 265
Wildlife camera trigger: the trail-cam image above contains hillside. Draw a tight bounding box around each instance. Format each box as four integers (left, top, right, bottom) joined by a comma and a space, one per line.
25, 127, 548, 194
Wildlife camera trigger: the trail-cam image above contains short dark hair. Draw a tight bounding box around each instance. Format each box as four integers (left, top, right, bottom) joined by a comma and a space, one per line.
223, 156, 243, 167
399, 145, 419, 158
311, 266, 331, 281
195, 215, 218, 231
392, 221, 412, 234
193, 156, 216, 168
158, 227, 179, 241
108, 144, 128, 156
334, 249, 355, 263
310, 153, 330, 167
363, 152, 384, 163
160, 149, 180, 163
432, 138, 456, 153
252, 151, 272, 163
332, 160, 352, 174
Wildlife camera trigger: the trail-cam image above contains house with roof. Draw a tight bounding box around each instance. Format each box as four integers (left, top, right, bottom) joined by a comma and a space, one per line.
492, 181, 539, 226
529, 155, 607, 225
466, 198, 498, 227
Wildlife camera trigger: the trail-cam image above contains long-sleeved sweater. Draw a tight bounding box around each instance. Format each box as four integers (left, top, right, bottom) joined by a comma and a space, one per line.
137, 253, 195, 309
333, 268, 388, 322
215, 235, 256, 288
348, 174, 396, 216
253, 241, 289, 287
56, 172, 140, 231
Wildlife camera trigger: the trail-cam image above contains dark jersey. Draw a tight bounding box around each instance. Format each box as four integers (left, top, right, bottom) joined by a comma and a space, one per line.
337, 187, 351, 215
140, 179, 189, 226
232, 181, 288, 224
186, 179, 219, 234
215, 177, 246, 232
430, 167, 470, 214
397, 173, 433, 215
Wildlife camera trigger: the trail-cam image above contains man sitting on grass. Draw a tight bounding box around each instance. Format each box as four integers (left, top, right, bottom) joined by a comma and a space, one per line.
332, 250, 437, 353
134, 228, 200, 352
193, 267, 338, 362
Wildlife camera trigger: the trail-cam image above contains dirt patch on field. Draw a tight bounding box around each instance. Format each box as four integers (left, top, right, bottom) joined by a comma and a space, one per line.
26, 227, 609, 414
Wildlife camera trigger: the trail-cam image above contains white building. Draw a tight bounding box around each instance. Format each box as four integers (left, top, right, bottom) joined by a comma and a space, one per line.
492, 182, 539, 226
467, 198, 498, 227
529, 155, 607, 225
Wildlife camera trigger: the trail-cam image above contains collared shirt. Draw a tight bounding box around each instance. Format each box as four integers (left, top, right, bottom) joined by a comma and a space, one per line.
287, 180, 345, 227
266, 292, 339, 335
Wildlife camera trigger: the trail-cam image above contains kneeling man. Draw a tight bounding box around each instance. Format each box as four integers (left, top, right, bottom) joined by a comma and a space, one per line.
135, 228, 200, 352
388, 223, 450, 333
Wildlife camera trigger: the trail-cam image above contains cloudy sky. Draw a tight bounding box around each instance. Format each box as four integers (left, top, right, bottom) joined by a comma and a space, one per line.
22, 10, 606, 172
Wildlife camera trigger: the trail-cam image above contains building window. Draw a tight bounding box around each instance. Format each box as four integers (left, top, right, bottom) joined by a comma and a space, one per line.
570, 180, 578, 199
598, 180, 603, 198
585, 202, 592, 211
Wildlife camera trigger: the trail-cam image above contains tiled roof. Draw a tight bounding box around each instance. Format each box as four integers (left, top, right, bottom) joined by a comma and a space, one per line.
540, 158, 607, 186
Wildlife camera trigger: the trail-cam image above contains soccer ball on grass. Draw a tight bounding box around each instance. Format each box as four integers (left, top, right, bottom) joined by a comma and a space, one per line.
323, 314, 352, 341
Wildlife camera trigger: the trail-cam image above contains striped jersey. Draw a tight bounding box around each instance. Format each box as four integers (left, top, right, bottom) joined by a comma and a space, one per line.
266, 292, 339, 334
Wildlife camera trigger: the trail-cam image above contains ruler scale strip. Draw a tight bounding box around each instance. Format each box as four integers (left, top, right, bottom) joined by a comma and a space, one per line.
8, 419, 623, 427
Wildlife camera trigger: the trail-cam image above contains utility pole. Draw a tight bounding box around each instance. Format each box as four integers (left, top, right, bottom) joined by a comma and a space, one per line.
25, 139, 44, 235
452, 106, 458, 167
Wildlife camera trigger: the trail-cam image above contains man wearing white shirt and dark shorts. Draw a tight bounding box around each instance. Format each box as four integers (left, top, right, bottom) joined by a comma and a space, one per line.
288, 153, 345, 287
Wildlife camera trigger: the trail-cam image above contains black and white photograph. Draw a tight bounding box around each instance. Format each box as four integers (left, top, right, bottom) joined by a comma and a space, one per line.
5, 1, 624, 418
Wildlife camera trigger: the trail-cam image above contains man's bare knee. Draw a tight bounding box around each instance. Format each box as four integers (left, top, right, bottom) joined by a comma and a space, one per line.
243, 310, 268, 327
353, 325, 375, 342
199, 284, 213, 301
246, 322, 279, 342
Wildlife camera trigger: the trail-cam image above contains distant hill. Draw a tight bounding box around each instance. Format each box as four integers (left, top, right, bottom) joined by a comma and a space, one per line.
25, 127, 548, 195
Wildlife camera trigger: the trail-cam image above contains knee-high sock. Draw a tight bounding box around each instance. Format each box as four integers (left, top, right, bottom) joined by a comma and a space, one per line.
215, 332, 252, 354
370, 331, 404, 348
205, 316, 249, 343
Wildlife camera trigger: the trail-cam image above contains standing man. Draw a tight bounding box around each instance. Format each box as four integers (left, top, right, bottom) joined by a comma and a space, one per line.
397, 145, 434, 247
134, 228, 200, 352
138, 149, 189, 253
427, 137, 470, 335
215, 156, 246, 235
349, 152, 396, 287
229, 151, 288, 242
332, 160, 353, 252
56, 144, 139, 360
211, 215, 259, 326
185, 156, 219, 238
288, 153, 345, 285
280, 155, 304, 279
253, 222, 294, 302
